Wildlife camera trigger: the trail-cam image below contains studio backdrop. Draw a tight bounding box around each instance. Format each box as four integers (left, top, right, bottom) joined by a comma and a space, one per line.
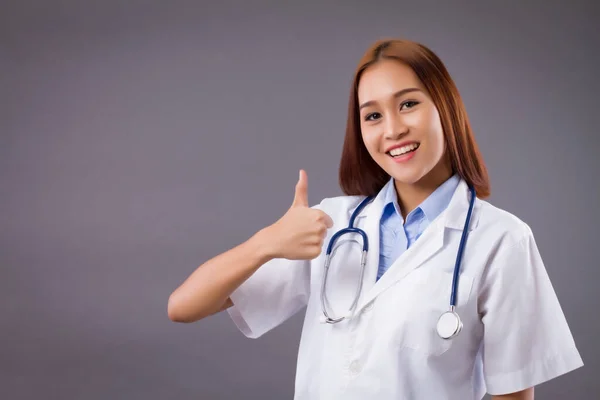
1, 1, 598, 399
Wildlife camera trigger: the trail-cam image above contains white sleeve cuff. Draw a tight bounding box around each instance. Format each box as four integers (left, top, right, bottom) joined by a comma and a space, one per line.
227, 285, 261, 339
485, 346, 584, 395
226, 257, 311, 339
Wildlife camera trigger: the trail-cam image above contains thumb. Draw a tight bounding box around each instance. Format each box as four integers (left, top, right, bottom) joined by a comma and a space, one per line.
292, 169, 309, 208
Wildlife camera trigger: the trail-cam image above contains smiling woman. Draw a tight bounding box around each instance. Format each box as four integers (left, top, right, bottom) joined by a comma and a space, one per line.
169, 38, 583, 400
339, 40, 490, 213
360, 61, 452, 217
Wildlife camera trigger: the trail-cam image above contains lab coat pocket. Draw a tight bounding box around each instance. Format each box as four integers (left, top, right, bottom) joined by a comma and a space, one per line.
395, 269, 475, 357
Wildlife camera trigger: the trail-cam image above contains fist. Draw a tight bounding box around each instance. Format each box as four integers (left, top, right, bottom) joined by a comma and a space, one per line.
265, 169, 334, 260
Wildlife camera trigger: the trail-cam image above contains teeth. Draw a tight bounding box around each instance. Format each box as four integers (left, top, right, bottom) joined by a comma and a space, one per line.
389, 143, 419, 157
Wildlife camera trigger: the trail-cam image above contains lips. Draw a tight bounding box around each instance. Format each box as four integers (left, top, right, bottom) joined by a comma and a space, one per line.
387, 142, 420, 157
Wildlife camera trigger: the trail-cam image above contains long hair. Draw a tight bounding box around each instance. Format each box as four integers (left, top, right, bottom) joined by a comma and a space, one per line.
338, 39, 490, 199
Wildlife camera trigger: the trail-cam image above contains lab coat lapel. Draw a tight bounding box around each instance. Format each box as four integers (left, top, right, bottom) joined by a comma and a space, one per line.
358, 217, 446, 309
356, 179, 478, 310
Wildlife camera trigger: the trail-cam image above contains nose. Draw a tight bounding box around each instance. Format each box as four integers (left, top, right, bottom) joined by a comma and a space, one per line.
383, 114, 408, 140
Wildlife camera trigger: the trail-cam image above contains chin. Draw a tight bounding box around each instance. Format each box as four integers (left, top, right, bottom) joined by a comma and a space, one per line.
390, 173, 427, 186
381, 155, 448, 188
383, 163, 430, 185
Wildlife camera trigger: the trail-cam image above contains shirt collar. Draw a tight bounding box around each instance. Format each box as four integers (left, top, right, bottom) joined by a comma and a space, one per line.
380, 174, 461, 223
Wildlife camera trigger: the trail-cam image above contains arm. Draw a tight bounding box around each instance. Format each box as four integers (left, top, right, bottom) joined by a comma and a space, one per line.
168, 169, 333, 323
492, 387, 534, 400
479, 225, 583, 395
167, 228, 273, 322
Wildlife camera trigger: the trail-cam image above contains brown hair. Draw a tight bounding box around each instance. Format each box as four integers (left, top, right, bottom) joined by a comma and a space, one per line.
338, 39, 491, 199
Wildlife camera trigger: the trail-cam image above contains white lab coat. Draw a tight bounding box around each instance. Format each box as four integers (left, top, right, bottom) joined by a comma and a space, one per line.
227, 179, 583, 399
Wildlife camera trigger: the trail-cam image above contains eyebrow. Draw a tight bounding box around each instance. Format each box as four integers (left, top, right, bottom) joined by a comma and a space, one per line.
359, 87, 422, 110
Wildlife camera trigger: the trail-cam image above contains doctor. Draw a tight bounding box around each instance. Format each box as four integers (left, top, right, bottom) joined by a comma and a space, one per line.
168, 39, 583, 399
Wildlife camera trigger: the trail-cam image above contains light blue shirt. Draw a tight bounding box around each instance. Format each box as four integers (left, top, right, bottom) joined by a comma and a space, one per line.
377, 174, 460, 281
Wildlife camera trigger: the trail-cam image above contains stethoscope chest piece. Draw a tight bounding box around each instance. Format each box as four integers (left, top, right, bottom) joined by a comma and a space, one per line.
436, 310, 463, 340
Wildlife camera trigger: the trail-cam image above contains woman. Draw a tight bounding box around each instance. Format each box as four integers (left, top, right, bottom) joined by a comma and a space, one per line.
168, 39, 583, 399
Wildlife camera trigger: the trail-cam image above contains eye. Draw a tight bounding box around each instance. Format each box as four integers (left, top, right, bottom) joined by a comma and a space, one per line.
364, 112, 382, 121
400, 100, 419, 110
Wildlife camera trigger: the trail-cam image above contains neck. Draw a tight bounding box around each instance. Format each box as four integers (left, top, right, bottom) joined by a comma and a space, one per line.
394, 164, 453, 220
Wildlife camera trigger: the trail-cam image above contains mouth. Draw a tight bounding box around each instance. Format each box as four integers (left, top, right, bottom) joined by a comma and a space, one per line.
386, 142, 420, 158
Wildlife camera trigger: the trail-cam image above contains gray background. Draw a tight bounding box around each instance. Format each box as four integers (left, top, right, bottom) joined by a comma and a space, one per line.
1, 1, 598, 399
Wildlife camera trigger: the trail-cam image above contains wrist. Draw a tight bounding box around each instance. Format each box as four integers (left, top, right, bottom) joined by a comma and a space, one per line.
251, 226, 278, 263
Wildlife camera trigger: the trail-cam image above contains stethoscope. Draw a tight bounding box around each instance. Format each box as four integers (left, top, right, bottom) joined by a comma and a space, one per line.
319, 184, 476, 340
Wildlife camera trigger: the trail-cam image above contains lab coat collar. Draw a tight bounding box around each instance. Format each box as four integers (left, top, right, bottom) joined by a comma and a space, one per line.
441, 178, 481, 232
354, 176, 480, 231
351, 177, 481, 312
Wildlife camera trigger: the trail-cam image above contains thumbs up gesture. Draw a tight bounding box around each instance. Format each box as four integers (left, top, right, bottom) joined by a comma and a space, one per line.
292, 169, 310, 208
264, 170, 334, 260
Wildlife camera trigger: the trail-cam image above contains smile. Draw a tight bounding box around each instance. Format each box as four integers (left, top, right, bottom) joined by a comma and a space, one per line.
387, 143, 420, 157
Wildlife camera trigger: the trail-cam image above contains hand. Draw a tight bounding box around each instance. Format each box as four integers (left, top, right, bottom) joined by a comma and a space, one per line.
263, 169, 334, 260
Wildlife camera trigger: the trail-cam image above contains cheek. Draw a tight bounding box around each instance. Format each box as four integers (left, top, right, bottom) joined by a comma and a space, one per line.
424, 111, 445, 151
360, 128, 379, 154
429, 127, 445, 152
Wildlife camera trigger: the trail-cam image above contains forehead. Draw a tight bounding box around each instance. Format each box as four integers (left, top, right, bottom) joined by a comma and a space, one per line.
357, 59, 423, 103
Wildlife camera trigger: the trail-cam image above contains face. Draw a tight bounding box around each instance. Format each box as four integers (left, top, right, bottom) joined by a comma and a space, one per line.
357, 59, 450, 187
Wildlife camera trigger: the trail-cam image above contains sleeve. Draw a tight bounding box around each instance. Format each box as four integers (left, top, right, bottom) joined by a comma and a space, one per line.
226, 199, 330, 339
227, 256, 310, 339
478, 225, 584, 395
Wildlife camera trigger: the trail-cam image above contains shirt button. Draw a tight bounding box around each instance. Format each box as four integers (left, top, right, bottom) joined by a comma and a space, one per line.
349, 360, 362, 375
364, 302, 374, 312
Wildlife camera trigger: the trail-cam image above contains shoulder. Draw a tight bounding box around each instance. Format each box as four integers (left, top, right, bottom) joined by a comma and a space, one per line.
476, 198, 534, 247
